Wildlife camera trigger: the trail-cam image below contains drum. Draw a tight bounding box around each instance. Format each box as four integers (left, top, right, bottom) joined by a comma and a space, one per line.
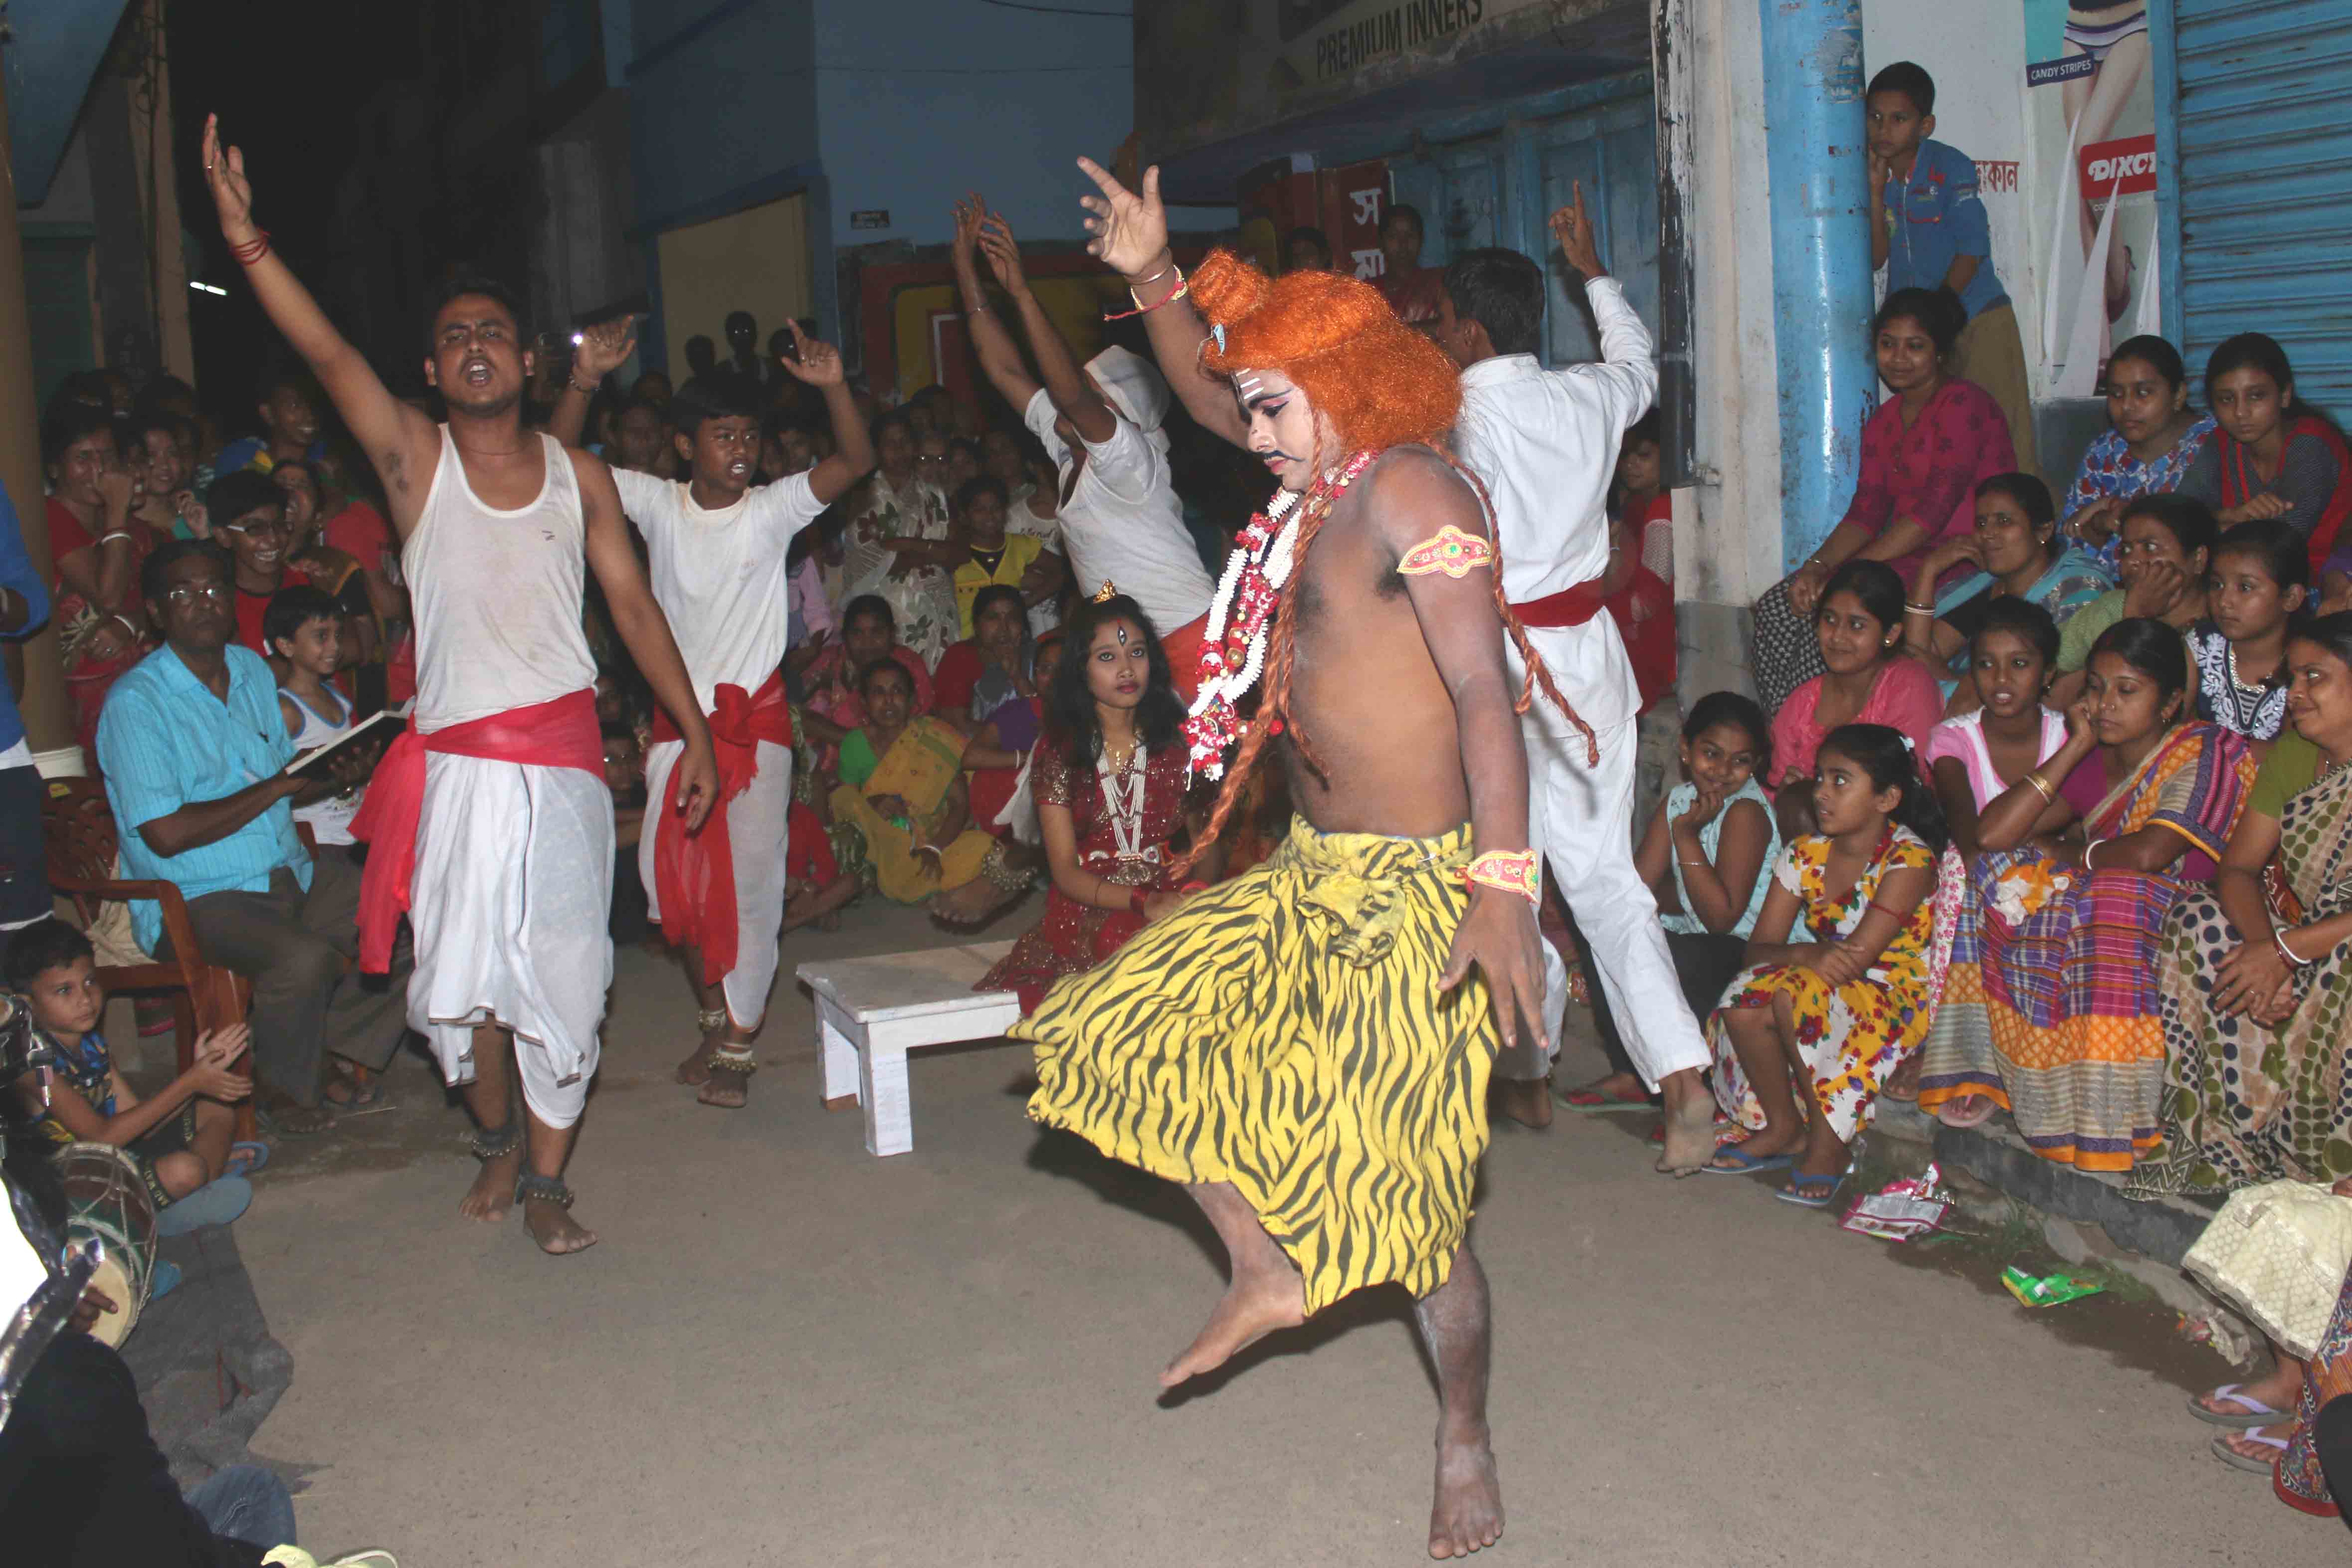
57, 1141, 158, 1347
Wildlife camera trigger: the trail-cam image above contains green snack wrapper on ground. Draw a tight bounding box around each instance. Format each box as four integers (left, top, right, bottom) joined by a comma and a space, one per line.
2001, 1266, 2104, 1308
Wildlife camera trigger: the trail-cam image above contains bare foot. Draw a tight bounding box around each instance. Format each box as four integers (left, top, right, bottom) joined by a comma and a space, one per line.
1160, 1266, 1305, 1387
1428, 1433, 1503, 1558
1492, 1076, 1552, 1130
699, 1063, 751, 1109
524, 1196, 599, 1255
460, 1146, 523, 1223
1882, 1053, 1922, 1102
675, 1021, 726, 1088
930, 874, 1026, 929
1656, 1098, 1721, 1177
1936, 1093, 1998, 1129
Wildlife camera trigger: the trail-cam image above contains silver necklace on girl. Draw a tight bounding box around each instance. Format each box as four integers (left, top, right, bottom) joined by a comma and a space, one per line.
2223, 640, 2278, 733
1097, 741, 1149, 863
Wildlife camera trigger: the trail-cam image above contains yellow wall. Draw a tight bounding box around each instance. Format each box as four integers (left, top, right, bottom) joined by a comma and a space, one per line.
657, 193, 813, 371
887, 272, 1120, 399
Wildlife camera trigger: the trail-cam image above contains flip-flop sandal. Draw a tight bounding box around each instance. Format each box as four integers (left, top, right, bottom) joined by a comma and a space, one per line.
2211, 1429, 2288, 1475
150, 1259, 184, 1301
1776, 1165, 1854, 1208
2189, 1384, 2289, 1428
1936, 1096, 2001, 1130
1559, 1085, 1656, 1114
1704, 1145, 1793, 1176
226, 1140, 271, 1176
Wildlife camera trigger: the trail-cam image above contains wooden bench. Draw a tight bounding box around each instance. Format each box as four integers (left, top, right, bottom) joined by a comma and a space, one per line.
797, 940, 1019, 1157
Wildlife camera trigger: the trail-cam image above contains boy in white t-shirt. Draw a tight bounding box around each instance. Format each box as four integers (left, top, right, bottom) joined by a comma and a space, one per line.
555, 319, 875, 1107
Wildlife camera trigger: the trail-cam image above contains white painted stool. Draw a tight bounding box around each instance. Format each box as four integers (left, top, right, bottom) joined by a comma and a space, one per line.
797, 940, 1020, 1157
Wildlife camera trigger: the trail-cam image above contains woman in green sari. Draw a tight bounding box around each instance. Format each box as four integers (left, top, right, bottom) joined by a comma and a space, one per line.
2132, 613, 2352, 1197
831, 659, 1024, 913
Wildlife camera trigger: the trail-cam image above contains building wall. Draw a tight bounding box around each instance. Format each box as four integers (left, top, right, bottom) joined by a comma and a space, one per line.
810, 0, 1133, 248
626, 0, 822, 234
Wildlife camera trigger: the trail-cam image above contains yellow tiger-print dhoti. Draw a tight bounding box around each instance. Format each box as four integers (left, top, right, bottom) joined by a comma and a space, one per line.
1018, 819, 1494, 1312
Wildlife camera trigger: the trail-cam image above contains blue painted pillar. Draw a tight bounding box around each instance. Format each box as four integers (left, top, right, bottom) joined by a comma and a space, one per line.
1758, 0, 1879, 571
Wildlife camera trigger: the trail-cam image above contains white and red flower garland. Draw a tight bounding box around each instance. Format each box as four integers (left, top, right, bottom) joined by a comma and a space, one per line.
1182, 449, 1378, 779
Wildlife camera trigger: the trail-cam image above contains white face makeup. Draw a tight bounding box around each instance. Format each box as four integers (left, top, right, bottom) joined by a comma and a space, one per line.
1233, 368, 1325, 493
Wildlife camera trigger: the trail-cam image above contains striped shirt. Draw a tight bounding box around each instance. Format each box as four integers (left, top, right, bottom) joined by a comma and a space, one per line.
96, 642, 309, 953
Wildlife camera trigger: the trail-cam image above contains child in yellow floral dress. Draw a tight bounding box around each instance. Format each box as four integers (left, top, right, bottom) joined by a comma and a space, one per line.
1705, 723, 1946, 1205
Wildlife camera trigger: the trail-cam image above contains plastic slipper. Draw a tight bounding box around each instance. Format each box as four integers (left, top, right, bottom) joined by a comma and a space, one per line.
150, 1259, 184, 1302
2189, 1384, 2288, 1428
1703, 1145, 1792, 1176
1936, 1095, 2001, 1131
1558, 1085, 1654, 1115
226, 1140, 270, 1176
2211, 1429, 2288, 1475
1776, 1167, 1851, 1208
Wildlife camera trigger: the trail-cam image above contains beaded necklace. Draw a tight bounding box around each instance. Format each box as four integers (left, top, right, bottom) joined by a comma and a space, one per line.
1181, 449, 1378, 778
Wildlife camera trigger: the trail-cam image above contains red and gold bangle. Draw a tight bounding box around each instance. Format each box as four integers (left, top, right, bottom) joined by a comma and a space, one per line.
1464, 849, 1542, 906
231, 229, 272, 266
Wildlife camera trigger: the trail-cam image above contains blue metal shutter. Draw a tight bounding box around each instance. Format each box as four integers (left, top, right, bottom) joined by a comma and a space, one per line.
2159, 0, 2352, 421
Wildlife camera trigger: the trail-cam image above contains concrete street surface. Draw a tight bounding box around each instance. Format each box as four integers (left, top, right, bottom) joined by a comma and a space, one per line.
227, 898, 2327, 1565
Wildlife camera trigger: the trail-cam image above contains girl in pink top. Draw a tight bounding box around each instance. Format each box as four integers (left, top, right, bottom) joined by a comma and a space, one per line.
1770, 559, 1943, 839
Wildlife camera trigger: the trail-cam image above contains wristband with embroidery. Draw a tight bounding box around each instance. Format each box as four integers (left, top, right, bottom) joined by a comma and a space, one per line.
1464, 849, 1541, 905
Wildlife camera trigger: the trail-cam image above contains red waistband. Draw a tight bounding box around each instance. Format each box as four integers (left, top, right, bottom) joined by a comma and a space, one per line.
349, 689, 603, 974
651, 668, 791, 750
1508, 576, 1608, 628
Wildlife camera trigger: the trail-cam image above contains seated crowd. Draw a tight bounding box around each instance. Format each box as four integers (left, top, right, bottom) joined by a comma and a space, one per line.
6, 105, 2352, 1548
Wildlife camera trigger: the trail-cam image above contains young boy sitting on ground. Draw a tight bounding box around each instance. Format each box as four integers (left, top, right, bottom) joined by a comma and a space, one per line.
269, 584, 365, 849
4, 919, 261, 1215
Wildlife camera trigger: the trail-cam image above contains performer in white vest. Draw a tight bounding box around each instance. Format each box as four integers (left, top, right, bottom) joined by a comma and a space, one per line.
1437, 190, 1718, 1174
204, 116, 719, 1253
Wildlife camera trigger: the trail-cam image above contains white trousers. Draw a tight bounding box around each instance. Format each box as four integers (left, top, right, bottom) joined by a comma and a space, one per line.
1522, 708, 1711, 1087
409, 754, 614, 1129
640, 739, 792, 1029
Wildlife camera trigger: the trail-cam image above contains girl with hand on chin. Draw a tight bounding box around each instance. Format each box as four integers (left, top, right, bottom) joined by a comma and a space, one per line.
1703, 723, 1946, 1207
1907, 473, 2109, 700
1767, 558, 1943, 841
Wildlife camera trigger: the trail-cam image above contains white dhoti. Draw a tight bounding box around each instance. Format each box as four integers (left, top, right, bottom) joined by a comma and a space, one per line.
639, 738, 792, 1029
409, 752, 614, 1128
1522, 702, 1711, 1089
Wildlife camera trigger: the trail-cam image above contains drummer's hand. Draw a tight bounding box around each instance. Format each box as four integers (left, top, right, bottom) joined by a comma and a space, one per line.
70, 1280, 119, 1336
190, 1026, 253, 1100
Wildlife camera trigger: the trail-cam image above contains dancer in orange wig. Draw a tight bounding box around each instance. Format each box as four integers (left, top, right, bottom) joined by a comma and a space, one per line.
1013, 159, 1574, 1561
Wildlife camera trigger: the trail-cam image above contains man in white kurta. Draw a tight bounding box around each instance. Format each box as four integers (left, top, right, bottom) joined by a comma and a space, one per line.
559, 322, 874, 1106
1439, 194, 1718, 1172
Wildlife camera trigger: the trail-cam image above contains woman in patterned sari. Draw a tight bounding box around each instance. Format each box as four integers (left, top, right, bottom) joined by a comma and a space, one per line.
2132, 614, 2352, 1199
1914, 618, 2256, 1169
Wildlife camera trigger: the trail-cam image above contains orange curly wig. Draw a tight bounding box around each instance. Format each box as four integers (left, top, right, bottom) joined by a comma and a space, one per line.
1187, 249, 1460, 452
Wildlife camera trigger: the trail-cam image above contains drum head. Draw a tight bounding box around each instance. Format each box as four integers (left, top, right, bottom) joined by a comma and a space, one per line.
84, 1256, 138, 1348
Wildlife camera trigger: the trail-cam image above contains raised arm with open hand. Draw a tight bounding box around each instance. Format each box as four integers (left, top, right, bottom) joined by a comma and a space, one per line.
980, 212, 1115, 444
547, 317, 635, 448
779, 319, 877, 506
203, 114, 438, 534
1074, 158, 1245, 447
952, 194, 1044, 413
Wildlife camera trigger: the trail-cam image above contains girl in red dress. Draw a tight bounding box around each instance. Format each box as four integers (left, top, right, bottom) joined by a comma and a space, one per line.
980, 591, 1219, 1010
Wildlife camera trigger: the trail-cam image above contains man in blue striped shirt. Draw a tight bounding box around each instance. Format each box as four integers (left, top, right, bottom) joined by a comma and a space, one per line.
96, 541, 405, 1135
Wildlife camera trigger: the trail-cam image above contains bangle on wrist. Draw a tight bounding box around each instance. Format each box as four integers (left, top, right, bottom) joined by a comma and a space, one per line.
569, 376, 598, 394
2277, 926, 2313, 968
97, 531, 133, 546
2022, 771, 2056, 805
1904, 600, 1935, 616
1128, 257, 1177, 289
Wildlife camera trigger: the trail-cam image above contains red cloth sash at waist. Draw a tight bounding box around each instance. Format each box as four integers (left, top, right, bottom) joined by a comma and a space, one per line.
348, 688, 603, 974
1508, 575, 1608, 628
652, 670, 791, 988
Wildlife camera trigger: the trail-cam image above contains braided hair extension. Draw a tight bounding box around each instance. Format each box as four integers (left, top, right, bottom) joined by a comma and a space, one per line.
1173, 445, 1593, 874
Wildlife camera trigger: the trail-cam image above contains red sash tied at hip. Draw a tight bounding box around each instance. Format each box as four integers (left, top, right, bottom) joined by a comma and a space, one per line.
651, 670, 792, 985
1508, 575, 1608, 628
348, 688, 603, 975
